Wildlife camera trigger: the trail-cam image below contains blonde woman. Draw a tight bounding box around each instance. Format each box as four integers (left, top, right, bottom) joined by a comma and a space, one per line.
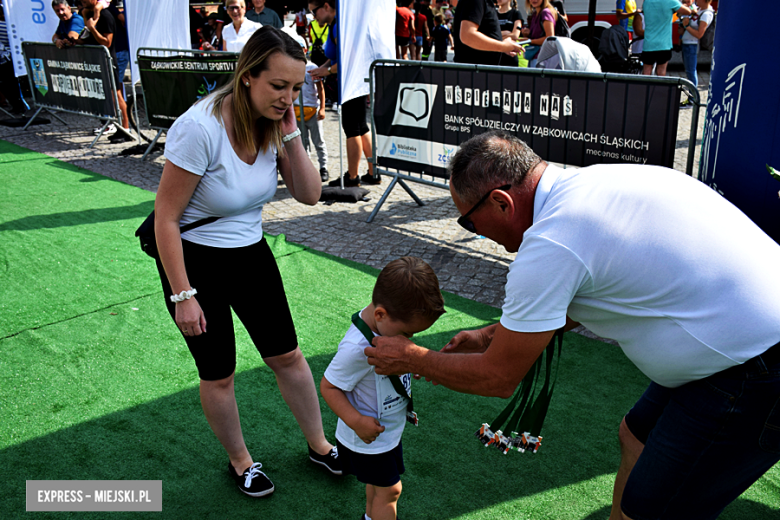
154, 27, 341, 498
206, 0, 261, 52
521, 0, 557, 66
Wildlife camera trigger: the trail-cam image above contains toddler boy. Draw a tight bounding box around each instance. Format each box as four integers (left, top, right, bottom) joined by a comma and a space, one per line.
321, 257, 445, 520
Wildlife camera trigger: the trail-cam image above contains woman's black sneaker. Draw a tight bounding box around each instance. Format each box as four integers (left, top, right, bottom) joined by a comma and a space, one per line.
360, 173, 382, 185
328, 173, 360, 187
228, 462, 275, 497
308, 445, 343, 475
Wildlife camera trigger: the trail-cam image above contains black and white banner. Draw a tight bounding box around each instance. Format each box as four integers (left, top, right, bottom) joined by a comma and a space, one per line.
373, 64, 681, 178
137, 52, 238, 130
22, 42, 117, 119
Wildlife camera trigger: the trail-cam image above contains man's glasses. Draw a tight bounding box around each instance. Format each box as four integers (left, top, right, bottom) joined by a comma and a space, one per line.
457, 184, 511, 234
311, 4, 323, 15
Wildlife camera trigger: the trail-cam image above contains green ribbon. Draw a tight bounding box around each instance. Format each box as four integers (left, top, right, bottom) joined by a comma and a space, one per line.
351, 312, 417, 424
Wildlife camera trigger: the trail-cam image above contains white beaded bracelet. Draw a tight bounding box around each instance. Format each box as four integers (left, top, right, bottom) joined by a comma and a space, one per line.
282, 128, 301, 143
170, 288, 197, 303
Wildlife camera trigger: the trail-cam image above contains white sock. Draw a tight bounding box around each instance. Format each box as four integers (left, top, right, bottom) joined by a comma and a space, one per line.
364, 515, 372, 520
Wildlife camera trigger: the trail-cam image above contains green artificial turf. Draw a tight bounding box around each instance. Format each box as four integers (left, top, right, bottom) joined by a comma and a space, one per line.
1, 140, 778, 519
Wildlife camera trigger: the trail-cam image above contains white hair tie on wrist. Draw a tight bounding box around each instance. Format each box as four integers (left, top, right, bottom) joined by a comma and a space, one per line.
170, 288, 197, 303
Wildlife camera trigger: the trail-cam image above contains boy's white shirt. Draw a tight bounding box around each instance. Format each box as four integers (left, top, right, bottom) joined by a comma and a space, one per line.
323, 309, 412, 454
301, 62, 322, 109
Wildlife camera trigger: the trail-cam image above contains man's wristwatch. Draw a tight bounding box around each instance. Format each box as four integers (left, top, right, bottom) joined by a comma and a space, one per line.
327, 66, 332, 75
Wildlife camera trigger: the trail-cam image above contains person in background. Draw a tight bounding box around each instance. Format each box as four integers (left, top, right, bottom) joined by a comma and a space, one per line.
52, 0, 84, 48
309, 0, 379, 187
520, 0, 557, 67
296, 40, 329, 182
395, 0, 415, 60
431, 13, 454, 62
413, 2, 430, 61
454, 0, 521, 66
210, 0, 261, 52
641, 0, 691, 76
201, 13, 224, 51
496, 0, 523, 67
77, 0, 131, 140
616, 0, 637, 36
106, 0, 131, 142
294, 8, 308, 43
417, 0, 435, 60
154, 27, 341, 498
678, 0, 712, 107
550, 0, 566, 23
246, 0, 283, 29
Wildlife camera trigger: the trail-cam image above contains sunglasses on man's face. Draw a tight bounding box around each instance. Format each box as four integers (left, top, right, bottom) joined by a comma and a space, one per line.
311, 4, 323, 15
456, 184, 512, 234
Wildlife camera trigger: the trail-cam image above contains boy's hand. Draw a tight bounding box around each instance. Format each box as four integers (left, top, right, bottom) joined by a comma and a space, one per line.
318, 107, 326, 120
442, 329, 489, 354
353, 415, 385, 444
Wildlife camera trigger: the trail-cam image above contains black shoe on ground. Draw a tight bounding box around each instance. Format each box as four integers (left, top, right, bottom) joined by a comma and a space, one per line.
320, 167, 329, 182
328, 173, 360, 187
308, 445, 342, 475
228, 462, 275, 497
360, 173, 381, 185
108, 130, 135, 143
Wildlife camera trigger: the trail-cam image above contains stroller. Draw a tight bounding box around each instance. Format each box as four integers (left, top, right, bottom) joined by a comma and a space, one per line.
597, 25, 642, 74
536, 36, 602, 72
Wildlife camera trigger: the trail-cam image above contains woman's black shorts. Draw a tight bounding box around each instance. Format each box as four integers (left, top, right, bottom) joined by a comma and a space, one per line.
642, 49, 672, 66
341, 95, 370, 139
156, 237, 298, 381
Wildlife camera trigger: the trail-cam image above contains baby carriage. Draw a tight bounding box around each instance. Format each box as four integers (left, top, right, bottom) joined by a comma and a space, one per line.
597, 25, 642, 74
535, 36, 602, 72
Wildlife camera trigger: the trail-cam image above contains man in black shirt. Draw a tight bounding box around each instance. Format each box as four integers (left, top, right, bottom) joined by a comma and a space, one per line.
78, 0, 131, 139
453, 0, 521, 65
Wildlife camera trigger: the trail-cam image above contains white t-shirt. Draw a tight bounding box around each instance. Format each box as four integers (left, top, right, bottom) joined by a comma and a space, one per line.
681, 8, 714, 46
163, 98, 278, 248
501, 164, 780, 388
301, 62, 321, 109
222, 19, 262, 52
323, 311, 412, 454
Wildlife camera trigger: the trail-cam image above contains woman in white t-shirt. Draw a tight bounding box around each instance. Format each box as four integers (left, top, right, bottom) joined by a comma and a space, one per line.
155, 27, 340, 498
219, 0, 262, 52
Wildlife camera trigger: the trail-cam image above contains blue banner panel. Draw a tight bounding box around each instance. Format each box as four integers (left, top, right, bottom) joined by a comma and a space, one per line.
699, 5, 780, 242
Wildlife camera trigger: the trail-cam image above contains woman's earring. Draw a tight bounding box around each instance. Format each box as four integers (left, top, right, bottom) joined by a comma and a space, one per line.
245, 81, 250, 87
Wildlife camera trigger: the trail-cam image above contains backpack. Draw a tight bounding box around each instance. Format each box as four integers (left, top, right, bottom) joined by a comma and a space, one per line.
309, 24, 328, 66
554, 9, 571, 38
698, 10, 716, 51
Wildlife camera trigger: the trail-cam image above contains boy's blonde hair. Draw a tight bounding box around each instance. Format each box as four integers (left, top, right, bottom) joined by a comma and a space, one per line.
373, 257, 446, 323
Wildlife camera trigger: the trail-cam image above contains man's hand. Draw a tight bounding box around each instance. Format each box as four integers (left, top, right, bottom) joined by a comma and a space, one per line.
352, 415, 386, 444
318, 107, 326, 120
84, 16, 96, 32
365, 335, 416, 375
502, 37, 522, 57
310, 65, 328, 81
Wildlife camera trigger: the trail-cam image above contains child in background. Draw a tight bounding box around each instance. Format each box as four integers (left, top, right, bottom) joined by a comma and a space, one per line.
295, 41, 329, 182
431, 14, 453, 62
321, 257, 446, 520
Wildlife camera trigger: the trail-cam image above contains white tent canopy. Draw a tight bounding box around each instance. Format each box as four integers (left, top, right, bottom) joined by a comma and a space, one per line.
125, 0, 190, 84
339, 0, 395, 104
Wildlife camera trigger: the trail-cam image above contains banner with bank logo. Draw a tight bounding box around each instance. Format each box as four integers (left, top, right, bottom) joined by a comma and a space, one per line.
22, 42, 117, 118
373, 63, 681, 178
137, 52, 238, 130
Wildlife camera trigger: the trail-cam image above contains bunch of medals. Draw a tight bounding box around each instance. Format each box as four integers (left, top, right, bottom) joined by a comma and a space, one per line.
475, 423, 542, 455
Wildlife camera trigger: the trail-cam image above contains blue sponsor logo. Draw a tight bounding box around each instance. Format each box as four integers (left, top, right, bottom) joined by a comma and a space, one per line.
390, 142, 397, 155
437, 145, 454, 165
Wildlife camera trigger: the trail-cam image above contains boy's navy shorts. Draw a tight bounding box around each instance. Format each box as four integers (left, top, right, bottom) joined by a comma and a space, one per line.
336, 439, 405, 487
